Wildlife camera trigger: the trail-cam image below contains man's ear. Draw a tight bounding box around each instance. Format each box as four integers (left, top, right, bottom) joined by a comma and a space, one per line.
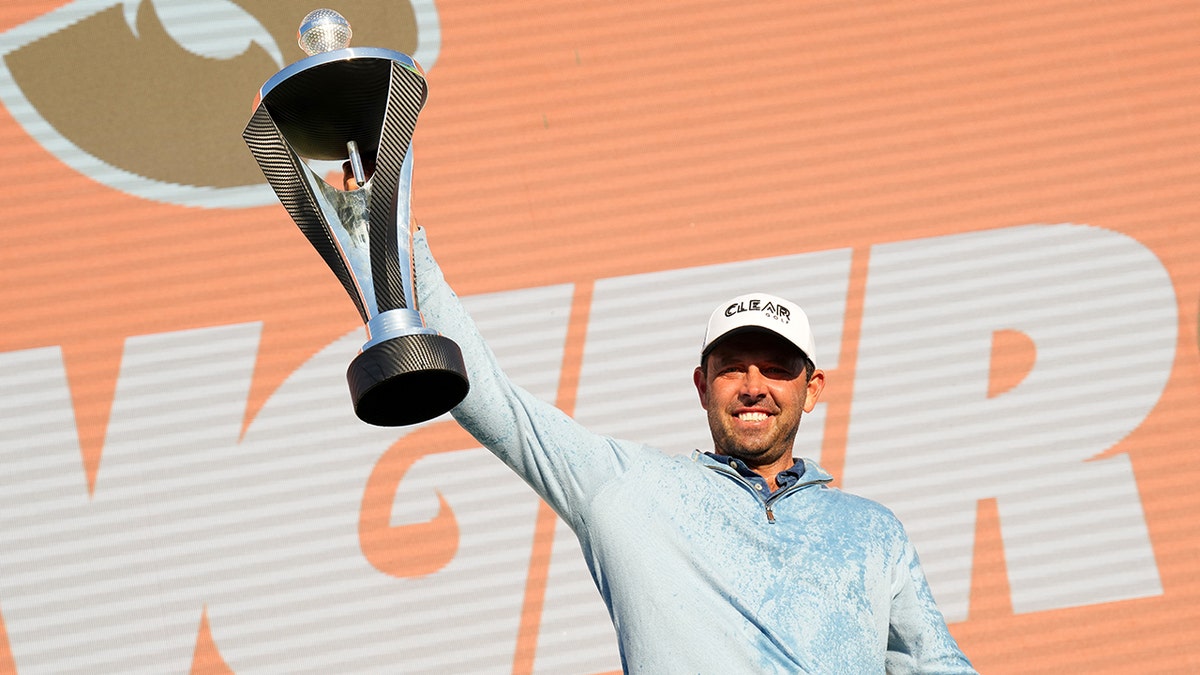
803, 370, 826, 413
693, 366, 709, 408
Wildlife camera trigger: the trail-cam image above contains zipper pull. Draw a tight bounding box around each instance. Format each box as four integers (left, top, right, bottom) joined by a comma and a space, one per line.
765, 506, 776, 524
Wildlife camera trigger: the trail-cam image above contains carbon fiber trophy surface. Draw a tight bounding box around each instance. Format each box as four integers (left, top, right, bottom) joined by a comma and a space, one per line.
243, 12, 467, 426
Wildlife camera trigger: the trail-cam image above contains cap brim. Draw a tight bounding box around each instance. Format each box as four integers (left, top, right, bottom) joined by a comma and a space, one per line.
701, 325, 810, 361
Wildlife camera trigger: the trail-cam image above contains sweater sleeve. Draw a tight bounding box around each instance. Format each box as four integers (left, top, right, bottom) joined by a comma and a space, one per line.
884, 540, 978, 674
411, 228, 642, 529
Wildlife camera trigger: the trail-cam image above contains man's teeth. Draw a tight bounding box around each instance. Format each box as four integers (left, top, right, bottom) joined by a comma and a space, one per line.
738, 412, 768, 422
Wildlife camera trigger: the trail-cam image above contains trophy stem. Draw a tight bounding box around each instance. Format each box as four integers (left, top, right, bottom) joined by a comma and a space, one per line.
364, 308, 428, 350
347, 140, 367, 187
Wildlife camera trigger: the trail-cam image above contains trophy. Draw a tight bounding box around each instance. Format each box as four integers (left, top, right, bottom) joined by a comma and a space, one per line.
243, 9, 468, 426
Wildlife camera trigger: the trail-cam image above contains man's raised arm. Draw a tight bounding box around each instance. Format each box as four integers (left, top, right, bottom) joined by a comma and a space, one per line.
410, 228, 649, 529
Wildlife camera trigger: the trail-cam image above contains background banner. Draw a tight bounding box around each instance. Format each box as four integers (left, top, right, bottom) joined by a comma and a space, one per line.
0, 1, 1196, 672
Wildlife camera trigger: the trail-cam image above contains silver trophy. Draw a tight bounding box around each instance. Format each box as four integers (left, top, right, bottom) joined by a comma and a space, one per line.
243, 9, 468, 426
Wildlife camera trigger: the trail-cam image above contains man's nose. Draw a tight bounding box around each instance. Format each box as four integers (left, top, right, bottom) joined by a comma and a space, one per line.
740, 366, 768, 399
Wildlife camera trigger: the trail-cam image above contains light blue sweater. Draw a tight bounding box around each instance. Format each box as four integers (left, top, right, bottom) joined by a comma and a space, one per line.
413, 230, 976, 674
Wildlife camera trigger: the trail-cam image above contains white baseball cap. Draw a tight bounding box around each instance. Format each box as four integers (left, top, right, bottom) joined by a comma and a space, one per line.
701, 292, 816, 364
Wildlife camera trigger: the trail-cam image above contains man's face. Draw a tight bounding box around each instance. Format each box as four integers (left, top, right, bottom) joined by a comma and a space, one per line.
693, 331, 824, 469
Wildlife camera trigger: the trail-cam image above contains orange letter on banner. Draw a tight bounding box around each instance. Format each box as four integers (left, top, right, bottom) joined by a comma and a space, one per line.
359, 421, 476, 577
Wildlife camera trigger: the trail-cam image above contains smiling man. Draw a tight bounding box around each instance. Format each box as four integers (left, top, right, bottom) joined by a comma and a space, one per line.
695, 293, 826, 497
410, 228, 977, 673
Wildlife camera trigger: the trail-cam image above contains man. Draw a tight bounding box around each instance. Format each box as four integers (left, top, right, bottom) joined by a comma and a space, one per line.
407, 227, 977, 674
693, 294, 825, 502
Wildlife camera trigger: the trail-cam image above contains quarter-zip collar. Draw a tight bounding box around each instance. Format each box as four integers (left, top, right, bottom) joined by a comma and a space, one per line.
690, 451, 833, 523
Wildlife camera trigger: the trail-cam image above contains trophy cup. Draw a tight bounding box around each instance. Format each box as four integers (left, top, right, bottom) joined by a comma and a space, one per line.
243, 9, 468, 426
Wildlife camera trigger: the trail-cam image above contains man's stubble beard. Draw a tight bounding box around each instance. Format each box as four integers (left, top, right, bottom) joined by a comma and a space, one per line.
706, 406, 801, 466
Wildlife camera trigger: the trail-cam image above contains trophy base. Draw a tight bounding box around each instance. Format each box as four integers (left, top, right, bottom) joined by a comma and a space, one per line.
347, 333, 469, 426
